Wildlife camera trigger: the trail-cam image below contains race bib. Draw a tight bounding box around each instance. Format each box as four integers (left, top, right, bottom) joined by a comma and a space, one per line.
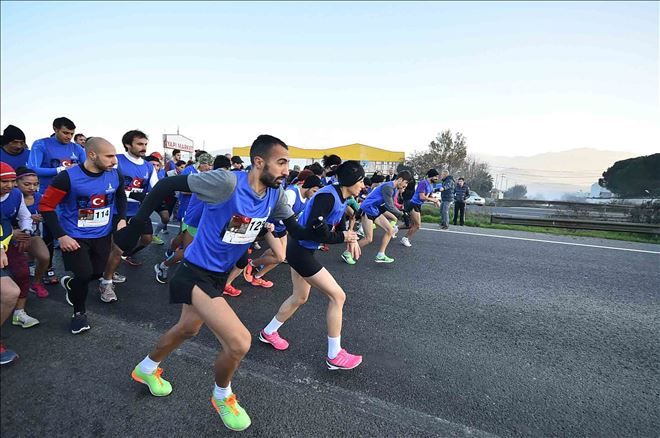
221, 214, 267, 244
77, 207, 110, 228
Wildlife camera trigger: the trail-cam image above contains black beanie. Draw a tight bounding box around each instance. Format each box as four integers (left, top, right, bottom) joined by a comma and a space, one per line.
1, 125, 26, 146
336, 160, 365, 187
427, 168, 439, 178
302, 175, 322, 189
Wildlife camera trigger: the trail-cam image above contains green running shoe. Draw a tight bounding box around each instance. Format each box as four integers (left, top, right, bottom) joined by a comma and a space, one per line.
375, 254, 394, 263
152, 235, 165, 245
341, 251, 356, 265
131, 366, 172, 396
211, 394, 252, 431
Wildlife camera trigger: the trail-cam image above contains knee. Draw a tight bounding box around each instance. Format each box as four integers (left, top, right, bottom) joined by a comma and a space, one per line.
226, 330, 251, 359
329, 287, 346, 306
362, 235, 373, 245
291, 291, 309, 307
1, 282, 20, 304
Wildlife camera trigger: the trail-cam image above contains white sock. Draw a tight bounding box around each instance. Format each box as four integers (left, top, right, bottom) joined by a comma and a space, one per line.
264, 317, 283, 335
101, 278, 113, 285
13, 309, 25, 316
328, 336, 341, 359
138, 355, 160, 375
376, 252, 385, 258
159, 262, 168, 270
214, 383, 233, 400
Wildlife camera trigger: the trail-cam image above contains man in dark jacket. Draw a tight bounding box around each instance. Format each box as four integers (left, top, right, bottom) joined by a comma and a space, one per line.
453, 177, 470, 226
437, 169, 455, 229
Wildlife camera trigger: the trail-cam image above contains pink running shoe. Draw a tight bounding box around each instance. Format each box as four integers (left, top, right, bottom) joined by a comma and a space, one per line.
258, 330, 289, 351
326, 349, 362, 370
243, 260, 254, 283
251, 277, 273, 288
30, 283, 49, 298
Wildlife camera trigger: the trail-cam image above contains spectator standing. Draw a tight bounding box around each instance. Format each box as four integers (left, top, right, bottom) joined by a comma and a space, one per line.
437, 169, 455, 229
453, 177, 469, 226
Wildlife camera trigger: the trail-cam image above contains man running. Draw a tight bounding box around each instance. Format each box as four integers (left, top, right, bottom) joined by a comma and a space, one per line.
114, 135, 355, 431
27, 117, 85, 285
98, 130, 158, 301
401, 169, 440, 247
39, 137, 126, 333
342, 170, 413, 264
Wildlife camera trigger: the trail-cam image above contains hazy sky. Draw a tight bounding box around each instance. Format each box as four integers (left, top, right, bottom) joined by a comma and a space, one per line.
1, 1, 658, 157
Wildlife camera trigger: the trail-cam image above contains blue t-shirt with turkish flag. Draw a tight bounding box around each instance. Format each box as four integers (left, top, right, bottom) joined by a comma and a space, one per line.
58, 166, 120, 239
177, 165, 198, 221
184, 171, 282, 272
27, 137, 85, 193
116, 154, 155, 217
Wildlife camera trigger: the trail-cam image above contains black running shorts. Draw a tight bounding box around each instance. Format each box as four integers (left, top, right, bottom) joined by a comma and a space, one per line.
61, 234, 112, 277
286, 239, 323, 278
169, 260, 229, 305
404, 201, 422, 213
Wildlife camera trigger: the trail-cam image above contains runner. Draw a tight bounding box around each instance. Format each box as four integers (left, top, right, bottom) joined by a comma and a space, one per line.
401, 168, 440, 247
244, 174, 323, 288
27, 117, 85, 285
145, 155, 167, 245
342, 170, 413, 264
114, 134, 355, 431
39, 137, 126, 333
0, 162, 40, 328
15, 167, 50, 297
1, 217, 21, 365
259, 160, 365, 371
153, 153, 218, 284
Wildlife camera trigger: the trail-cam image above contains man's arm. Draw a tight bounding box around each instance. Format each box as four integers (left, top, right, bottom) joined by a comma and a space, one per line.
39, 171, 72, 239
115, 171, 128, 220
27, 140, 58, 177
380, 184, 402, 218
114, 170, 237, 251
274, 191, 347, 244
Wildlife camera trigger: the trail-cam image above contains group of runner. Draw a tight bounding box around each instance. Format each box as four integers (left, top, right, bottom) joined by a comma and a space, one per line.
1, 118, 445, 431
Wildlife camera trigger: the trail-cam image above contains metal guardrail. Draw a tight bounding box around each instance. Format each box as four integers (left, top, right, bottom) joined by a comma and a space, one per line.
490, 215, 660, 235
494, 199, 639, 212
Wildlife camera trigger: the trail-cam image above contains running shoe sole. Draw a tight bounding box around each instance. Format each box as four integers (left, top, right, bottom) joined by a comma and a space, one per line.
154, 264, 167, 284
71, 325, 90, 334
374, 258, 394, 263
60, 276, 73, 306
326, 357, 363, 370
258, 332, 289, 350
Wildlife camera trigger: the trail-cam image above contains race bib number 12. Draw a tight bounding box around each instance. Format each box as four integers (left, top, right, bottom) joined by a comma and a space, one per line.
221, 215, 267, 244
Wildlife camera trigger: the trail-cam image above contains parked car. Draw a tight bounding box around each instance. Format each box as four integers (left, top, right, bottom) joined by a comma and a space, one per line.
465, 192, 485, 206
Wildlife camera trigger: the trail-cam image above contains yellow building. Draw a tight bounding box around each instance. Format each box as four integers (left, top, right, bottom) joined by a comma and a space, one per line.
232, 143, 405, 173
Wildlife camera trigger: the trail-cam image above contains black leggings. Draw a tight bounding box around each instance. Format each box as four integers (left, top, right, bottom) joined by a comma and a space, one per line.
286, 239, 322, 278
42, 222, 55, 270
61, 235, 112, 314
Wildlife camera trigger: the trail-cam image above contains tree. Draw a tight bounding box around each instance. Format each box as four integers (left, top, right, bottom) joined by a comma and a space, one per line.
406, 129, 468, 176
599, 153, 660, 198
504, 184, 527, 199
455, 157, 493, 195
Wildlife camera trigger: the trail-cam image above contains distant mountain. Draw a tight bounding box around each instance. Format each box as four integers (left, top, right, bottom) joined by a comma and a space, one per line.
474, 148, 640, 199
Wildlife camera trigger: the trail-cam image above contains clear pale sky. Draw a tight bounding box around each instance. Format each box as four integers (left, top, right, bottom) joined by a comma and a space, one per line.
1, 1, 658, 157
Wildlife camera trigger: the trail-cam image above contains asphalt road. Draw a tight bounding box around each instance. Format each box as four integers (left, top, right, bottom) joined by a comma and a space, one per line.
1, 224, 658, 437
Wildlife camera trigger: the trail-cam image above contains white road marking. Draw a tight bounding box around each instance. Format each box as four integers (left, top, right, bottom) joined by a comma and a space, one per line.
419, 226, 660, 255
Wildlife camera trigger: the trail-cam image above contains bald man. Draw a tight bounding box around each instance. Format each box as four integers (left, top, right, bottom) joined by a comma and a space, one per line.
40, 137, 128, 334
